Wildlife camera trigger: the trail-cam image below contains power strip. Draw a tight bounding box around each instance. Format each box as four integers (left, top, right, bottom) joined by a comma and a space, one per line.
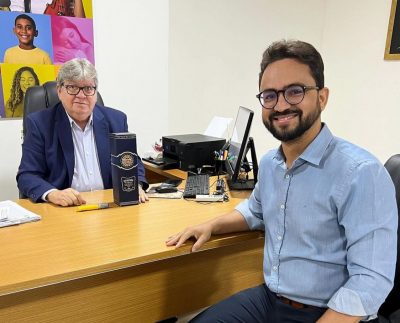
195, 195, 224, 202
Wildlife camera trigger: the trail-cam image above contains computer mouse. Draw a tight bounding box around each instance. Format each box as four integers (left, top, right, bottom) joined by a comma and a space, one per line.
155, 186, 178, 193
163, 179, 182, 187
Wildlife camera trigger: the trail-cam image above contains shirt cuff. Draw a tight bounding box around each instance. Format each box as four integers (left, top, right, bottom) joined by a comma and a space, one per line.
139, 181, 149, 191
235, 199, 264, 230
328, 287, 376, 319
42, 189, 57, 202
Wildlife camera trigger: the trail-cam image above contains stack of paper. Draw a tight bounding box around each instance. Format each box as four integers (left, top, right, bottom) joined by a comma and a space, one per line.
0, 200, 41, 228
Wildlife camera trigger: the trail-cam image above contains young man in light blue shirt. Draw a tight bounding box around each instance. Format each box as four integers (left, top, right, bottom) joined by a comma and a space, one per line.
166, 40, 398, 323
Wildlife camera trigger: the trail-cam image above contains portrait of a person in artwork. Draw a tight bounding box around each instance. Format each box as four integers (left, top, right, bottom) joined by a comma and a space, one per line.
5, 66, 40, 118
52, 17, 94, 65
10, 0, 85, 17
3, 14, 52, 65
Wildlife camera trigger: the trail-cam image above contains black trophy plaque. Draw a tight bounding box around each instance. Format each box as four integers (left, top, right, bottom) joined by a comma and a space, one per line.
110, 133, 139, 206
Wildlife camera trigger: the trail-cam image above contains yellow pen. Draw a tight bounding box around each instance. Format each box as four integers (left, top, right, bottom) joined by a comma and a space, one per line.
77, 203, 110, 212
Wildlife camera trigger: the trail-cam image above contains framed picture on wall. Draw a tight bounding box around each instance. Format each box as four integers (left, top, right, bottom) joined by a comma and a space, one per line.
0, 0, 94, 119
385, 0, 400, 59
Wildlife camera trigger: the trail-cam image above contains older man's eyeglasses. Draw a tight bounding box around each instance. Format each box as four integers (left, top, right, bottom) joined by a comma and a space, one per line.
62, 84, 97, 96
256, 84, 319, 109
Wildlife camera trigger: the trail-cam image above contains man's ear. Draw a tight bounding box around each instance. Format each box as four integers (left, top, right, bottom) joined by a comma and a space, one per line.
56, 86, 63, 100
319, 87, 329, 111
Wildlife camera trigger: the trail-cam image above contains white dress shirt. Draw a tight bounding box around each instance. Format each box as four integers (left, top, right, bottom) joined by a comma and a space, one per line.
42, 114, 104, 201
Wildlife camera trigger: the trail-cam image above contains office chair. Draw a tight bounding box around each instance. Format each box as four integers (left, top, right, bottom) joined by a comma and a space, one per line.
379, 154, 400, 323
22, 80, 104, 137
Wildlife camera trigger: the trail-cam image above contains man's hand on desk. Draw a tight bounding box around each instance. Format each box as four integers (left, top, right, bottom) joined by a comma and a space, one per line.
139, 185, 149, 203
166, 222, 213, 252
47, 188, 86, 207
166, 210, 250, 252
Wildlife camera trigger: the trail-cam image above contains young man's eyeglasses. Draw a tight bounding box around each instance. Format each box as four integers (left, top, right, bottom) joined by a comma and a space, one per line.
62, 84, 97, 96
256, 84, 319, 110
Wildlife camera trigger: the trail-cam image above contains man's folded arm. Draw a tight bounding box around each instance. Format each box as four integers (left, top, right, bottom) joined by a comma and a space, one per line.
328, 161, 398, 317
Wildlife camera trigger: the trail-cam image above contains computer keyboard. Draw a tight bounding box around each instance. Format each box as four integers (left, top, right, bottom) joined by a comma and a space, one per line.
183, 174, 210, 198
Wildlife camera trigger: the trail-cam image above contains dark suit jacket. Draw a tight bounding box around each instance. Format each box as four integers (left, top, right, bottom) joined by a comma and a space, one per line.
17, 103, 148, 202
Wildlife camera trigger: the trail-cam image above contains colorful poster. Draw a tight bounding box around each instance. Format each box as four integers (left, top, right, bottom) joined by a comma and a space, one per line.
1, 63, 55, 118
0, 0, 94, 119
51, 16, 94, 65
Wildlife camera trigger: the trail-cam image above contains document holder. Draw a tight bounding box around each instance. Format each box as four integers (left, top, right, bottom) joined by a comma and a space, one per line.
110, 133, 139, 206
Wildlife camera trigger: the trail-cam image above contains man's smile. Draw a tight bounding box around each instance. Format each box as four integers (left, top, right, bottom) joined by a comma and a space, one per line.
274, 113, 298, 123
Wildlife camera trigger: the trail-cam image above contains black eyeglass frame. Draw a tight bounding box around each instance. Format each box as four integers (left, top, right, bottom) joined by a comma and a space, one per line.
256, 84, 320, 110
62, 83, 97, 96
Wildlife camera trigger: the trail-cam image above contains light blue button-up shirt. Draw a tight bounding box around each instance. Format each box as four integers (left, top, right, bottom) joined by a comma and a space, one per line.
69, 115, 104, 192
236, 124, 398, 317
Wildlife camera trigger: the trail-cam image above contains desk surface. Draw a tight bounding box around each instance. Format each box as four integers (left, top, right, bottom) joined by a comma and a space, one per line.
143, 161, 187, 183
0, 188, 262, 294
0, 181, 264, 321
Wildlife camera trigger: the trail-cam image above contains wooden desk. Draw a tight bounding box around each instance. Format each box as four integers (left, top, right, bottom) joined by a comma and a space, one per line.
143, 161, 187, 184
0, 189, 264, 322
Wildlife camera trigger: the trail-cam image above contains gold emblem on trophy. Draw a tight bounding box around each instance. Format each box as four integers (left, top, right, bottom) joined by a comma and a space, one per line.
121, 153, 134, 169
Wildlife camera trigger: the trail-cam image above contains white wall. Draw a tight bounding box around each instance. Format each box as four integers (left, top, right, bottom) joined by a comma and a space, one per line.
169, 0, 400, 164
0, 0, 169, 200
93, 0, 169, 156
321, 0, 398, 162
0, 120, 23, 199
169, 0, 326, 158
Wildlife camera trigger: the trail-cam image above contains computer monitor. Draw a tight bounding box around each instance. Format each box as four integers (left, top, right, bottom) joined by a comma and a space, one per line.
225, 106, 258, 190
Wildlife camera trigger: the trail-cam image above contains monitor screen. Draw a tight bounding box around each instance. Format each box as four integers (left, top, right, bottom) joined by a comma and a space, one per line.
225, 106, 254, 187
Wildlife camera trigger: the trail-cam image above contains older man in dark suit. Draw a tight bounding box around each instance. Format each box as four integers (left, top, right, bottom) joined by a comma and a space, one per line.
17, 58, 148, 206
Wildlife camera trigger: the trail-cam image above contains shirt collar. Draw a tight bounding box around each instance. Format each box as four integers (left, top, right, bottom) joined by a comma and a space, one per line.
300, 123, 333, 166
66, 112, 94, 130
273, 123, 334, 167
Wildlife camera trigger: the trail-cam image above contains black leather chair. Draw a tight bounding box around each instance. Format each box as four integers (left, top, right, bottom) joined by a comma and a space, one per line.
22, 80, 104, 137
379, 155, 400, 323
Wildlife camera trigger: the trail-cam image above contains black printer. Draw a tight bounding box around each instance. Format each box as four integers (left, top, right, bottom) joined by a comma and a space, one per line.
162, 134, 226, 171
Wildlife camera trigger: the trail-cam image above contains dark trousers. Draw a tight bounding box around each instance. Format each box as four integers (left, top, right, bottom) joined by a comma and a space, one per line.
190, 284, 327, 323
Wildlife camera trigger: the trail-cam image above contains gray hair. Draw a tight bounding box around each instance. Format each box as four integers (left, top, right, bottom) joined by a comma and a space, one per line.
56, 58, 98, 87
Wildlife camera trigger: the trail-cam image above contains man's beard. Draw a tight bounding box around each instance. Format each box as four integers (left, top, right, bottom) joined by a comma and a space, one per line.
263, 102, 321, 142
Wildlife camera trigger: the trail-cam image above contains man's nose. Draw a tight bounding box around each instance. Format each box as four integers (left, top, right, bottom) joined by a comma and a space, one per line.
274, 92, 291, 112
76, 89, 86, 98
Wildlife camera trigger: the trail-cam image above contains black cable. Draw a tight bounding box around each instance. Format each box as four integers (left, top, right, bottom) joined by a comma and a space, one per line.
24, 0, 30, 12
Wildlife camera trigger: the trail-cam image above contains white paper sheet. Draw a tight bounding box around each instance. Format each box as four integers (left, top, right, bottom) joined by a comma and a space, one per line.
204, 116, 232, 139
0, 200, 41, 228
